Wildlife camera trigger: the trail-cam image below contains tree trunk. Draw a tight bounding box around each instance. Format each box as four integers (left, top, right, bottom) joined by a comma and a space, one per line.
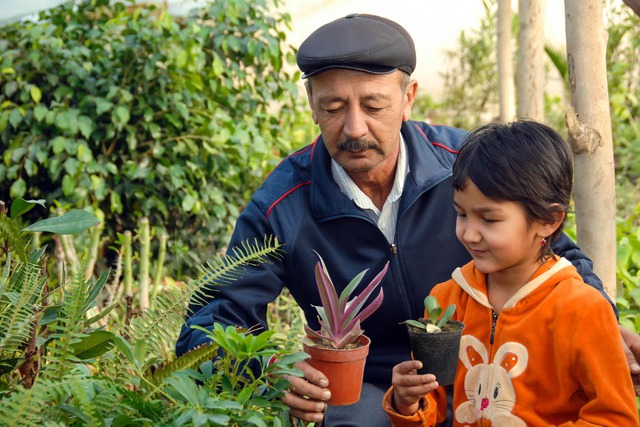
564, 0, 617, 299
498, 0, 516, 122
516, 0, 546, 121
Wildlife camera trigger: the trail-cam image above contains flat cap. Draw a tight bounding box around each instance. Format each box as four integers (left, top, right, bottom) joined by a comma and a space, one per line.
296, 13, 416, 79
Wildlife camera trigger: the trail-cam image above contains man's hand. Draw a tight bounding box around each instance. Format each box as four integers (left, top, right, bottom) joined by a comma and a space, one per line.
620, 324, 640, 395
282, 359, 331, 424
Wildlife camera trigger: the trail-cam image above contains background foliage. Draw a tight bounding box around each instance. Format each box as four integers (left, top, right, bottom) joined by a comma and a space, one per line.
0, 0, 305, 275
0, 0, 639, 422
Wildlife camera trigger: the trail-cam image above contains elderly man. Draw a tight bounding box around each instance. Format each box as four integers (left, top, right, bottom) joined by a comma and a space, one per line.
177, 13, 640, 426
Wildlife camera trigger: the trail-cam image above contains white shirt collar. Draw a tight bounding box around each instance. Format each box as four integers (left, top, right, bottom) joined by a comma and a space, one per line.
331, 133, 409, 215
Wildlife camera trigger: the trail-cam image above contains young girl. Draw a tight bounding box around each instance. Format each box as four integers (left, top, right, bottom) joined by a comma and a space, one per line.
383, 121, 638, 426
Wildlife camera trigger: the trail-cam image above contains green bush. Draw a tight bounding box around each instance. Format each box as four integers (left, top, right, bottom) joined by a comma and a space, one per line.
0, 200, 306, 425
0, 0, 303, 275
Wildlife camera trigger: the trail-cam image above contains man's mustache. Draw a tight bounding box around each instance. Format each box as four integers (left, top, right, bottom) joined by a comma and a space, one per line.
337, 138, 378, 152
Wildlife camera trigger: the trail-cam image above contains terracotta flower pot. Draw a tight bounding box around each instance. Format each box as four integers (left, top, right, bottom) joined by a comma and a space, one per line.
303, 334, 370, 406
406, 320, 464, 386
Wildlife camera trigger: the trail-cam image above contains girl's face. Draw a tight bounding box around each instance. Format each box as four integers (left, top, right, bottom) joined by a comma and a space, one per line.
453, 180, 549, 285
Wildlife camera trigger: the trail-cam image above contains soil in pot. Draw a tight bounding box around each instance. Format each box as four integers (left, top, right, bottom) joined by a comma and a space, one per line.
302, 334, 370, 406
406, 320, 464, 386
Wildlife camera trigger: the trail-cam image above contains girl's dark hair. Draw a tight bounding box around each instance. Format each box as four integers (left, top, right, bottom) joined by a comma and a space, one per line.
452, 120, 573, 260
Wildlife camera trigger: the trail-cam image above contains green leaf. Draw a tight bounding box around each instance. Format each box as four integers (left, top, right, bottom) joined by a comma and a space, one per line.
95, 98, 113, 115
78, 115, 94, 139
113, 105, 130, 125
30, 85, 42, 104
9, 108, 22, 128
111, 335, 136, 366
212, 53, 224, 76
10, 197, 46, 219
9, 179, 26, 199
62, 174, 76, 195
55, 111, 72, 130
405, 319, 427, 330
23, 209, 100, 234
71, 330, 115, 360
4, 81, 18, 97
51, 136, 68, 154
33, 104, 47, 121
436, 304, 456, 328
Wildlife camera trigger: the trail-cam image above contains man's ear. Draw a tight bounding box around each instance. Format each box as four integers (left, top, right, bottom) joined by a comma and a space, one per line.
402, 79, 418, 122
305, 81, 318, 125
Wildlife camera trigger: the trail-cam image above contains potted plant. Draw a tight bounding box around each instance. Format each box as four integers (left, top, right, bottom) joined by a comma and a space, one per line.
405, 295, 464, 386
303, 252, 389, 406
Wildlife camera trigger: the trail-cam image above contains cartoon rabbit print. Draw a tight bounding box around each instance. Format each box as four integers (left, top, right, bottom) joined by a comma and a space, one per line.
455, 335, 528, 426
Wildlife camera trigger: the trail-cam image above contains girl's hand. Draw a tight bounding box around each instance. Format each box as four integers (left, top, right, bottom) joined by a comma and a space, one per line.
391, 360, 439, 416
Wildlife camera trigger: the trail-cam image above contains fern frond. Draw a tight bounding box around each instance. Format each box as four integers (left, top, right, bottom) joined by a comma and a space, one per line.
0, 258, 45, 356
126, 236, 283, 358
146, 342, 219, 388
44, 263, 96, 380
0, 372, 97, 426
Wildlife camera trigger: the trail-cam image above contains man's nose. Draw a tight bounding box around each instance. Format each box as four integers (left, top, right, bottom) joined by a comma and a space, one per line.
343, 107, 367, 139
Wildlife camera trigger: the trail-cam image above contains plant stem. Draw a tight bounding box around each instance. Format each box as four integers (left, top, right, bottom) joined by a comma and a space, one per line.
138, 217, 150, 311
123, 230, 133, 296
85, 220, 104, 280
150, 231, 167, 310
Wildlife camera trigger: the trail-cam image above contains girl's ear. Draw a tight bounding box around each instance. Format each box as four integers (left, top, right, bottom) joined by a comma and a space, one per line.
541, 209, 566, 237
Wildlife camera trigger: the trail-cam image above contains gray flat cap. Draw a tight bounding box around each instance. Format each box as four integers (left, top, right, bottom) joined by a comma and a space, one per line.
296, 13, 416, 79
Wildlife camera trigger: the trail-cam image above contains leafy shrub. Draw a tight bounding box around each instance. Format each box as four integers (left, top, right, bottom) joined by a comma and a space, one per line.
616, 203, 640, 332
0, 0, 304, 275
0, 199, 306, 425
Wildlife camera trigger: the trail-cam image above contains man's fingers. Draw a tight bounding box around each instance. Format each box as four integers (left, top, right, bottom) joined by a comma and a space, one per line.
620, 325, 640, 372
282, 360, 331, 423
286, 374, 331, 402
295, 360, 330, 388
619, 324, 640, 396
282, 390, 327, 423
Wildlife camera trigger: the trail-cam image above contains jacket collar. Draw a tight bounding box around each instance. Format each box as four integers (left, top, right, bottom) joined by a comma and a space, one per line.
309, 120, 453, 220
452, 257, 574, 310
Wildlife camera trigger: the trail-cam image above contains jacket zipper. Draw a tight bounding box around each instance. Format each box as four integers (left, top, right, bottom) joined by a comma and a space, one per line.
490, 310, 498, 345
391, 243, 397, 255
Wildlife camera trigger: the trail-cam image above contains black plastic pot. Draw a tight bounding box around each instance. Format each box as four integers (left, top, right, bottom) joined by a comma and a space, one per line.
406, 320, 464, 386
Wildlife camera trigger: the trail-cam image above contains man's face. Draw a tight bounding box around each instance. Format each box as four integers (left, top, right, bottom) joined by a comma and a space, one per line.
306, 69, 416, 178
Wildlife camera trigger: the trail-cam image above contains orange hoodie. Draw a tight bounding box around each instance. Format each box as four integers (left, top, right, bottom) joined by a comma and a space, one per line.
384, 257, 638, 426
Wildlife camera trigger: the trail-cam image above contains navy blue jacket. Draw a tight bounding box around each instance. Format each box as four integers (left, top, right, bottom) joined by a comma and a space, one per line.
176, 120, 611, 385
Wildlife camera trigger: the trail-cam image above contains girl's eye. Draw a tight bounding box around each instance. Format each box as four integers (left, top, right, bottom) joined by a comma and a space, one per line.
456, 212, 466, 218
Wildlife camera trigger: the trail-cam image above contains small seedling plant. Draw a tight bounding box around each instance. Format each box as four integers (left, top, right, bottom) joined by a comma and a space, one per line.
406, 295, 456, 333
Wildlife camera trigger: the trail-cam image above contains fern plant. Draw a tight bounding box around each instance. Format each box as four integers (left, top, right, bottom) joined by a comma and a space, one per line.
0, 198, 306, 425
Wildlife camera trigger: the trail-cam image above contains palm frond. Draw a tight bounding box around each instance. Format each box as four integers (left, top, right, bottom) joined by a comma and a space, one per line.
544, 40, 569, 93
